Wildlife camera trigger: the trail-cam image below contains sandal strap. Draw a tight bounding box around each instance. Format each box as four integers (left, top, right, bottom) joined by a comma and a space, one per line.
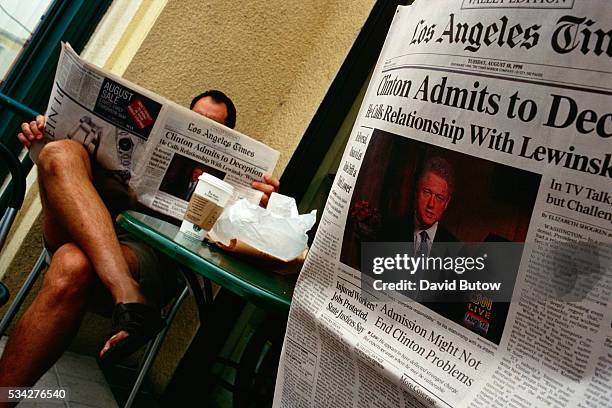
111, 303, 161, 337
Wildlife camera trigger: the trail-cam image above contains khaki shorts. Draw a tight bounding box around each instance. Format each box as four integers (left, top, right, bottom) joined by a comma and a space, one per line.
115, 230, 184, 308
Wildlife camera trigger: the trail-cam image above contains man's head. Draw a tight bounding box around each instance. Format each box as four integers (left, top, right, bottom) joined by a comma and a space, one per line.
190, 90, 237, 129
415, 157, 454, 229
190, 166, 205, 182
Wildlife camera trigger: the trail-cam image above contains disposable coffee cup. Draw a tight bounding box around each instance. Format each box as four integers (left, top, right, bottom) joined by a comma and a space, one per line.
180, 173, 234, 241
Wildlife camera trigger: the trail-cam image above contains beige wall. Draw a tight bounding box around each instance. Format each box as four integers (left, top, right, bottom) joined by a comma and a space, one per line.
123, 0, 376, 174
1, 0, 376, 395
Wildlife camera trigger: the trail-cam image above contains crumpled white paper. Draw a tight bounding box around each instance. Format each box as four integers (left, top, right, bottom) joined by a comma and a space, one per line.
209, 193, 317, 261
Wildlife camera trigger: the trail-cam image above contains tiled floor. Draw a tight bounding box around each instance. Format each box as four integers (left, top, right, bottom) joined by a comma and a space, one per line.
0, 336, 118, 408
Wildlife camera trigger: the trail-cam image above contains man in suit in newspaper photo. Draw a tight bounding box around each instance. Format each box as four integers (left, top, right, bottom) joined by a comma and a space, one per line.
381, 156, 458, 254
410, 156, 457, 254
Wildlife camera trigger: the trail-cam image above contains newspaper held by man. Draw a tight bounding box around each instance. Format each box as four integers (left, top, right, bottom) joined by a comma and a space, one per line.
32, 43, 279, 221
274, 1, 611, 407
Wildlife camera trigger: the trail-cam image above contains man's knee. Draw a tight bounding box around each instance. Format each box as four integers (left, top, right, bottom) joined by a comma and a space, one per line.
37, 140, 90, 179
43, 243, 95, 301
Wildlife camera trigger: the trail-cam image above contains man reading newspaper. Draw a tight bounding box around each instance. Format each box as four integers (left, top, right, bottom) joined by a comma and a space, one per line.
0, 90, 279, 393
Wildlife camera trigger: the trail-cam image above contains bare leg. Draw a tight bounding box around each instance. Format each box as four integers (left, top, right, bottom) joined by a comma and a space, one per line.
0, 244, 94, 393
37, 174, 70, 252
0, 244, 139, 404
36, 140, 144, 305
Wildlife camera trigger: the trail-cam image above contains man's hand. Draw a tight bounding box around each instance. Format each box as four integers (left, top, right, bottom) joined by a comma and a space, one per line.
253, 174, 280, 208
17, 115, 45, 149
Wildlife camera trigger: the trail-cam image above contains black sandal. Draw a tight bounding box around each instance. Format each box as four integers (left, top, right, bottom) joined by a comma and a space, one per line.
98, 303, 165, 367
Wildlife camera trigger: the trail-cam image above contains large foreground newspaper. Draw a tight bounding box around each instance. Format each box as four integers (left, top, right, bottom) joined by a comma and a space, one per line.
34, 44, 279, 220
274, 1, 611, 407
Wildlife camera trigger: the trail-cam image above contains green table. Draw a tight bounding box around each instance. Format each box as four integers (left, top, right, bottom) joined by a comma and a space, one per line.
116, 210, 297, 311
116, 210, 297, 404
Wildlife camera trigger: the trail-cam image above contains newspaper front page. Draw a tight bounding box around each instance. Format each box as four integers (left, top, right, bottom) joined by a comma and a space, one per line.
34, 43, 279, 220
274, 1, 611, 407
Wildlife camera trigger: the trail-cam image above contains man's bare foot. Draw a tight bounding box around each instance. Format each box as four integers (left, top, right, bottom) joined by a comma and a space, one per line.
99, 331, 129, 358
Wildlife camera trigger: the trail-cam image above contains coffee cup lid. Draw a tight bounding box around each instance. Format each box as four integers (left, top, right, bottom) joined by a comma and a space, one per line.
198, 172, 234, 194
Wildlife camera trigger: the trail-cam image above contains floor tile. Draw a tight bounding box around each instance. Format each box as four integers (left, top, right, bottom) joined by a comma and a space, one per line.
59, 374, 118, 408
13, 365, 65, 406
2, 336, 120, 407
56, 352, 106, 384
32, 370, 60, 389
